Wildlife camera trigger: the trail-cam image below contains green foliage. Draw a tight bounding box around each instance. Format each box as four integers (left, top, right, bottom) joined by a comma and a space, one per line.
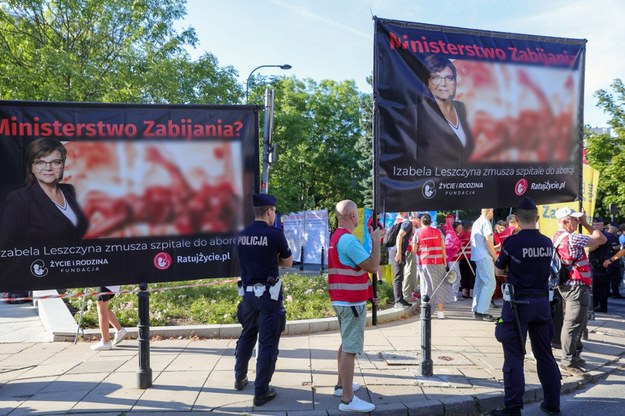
355, 88, 374, 209
0, 0, 242, 103
65, 274, 395, 327
258, 77, 372, 214
588, 79, 625, 218
595, 79, 625, 132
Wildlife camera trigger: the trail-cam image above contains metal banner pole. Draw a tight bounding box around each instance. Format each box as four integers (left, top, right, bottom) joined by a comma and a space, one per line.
137, 282, 153, 389
73, 288, 88, 345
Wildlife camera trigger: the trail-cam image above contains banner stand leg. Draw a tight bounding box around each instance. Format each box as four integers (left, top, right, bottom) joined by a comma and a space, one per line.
137, 282, 153, 389
73, 288, 88, 345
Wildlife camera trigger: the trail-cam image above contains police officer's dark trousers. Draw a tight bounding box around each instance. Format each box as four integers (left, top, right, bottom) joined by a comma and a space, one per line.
591, 265, 610, 311
495, 298, 561, 411
607, 266, 623, 297
235, 288, 286, 396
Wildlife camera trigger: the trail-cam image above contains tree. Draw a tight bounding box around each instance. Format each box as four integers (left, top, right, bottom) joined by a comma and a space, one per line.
586, 79, 625, 218
0, 0, 242, 103
355, 78, 374, 208
265, 77, 370, 215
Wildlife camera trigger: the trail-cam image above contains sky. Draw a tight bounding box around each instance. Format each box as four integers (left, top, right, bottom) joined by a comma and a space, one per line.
179, 0, 625, 128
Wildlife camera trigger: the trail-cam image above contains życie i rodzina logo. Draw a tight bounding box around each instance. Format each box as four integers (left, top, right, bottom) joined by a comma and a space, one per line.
422, 180, 436, 199
30, 259, 48, 277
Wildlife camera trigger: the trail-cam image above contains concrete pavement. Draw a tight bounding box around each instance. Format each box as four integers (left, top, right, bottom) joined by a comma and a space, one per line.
1, 296, 625, 415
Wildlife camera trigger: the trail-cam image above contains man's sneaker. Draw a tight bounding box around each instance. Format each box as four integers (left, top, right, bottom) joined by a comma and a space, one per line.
253, 387, 277, 406
540, 402, 561, 415
490, 300, 500, 309
394, 302, 410, 310
398, 298, 411, 306
91, 340, 112, 351
574, 357, 586, 366
559, 362, 588, 377
112, 328, 127, 346
338, 395, 375, 412
473, 312, 497, 322
437, 311, 445, 319
490, 408, 521, 416
234, 377, 248, 391
333, 382, 361, 397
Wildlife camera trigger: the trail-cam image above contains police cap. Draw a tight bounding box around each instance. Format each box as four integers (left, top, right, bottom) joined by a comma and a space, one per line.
593, 216, 604, 223
516, 197, 537, 211
252, 193, 277, 207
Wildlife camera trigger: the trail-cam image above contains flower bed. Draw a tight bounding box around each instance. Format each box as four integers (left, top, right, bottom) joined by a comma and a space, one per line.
64, 273, 395, 328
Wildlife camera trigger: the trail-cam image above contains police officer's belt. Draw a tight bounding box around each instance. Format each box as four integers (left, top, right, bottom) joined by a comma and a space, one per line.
590, 258, 610, 267
515, 291, 549, 299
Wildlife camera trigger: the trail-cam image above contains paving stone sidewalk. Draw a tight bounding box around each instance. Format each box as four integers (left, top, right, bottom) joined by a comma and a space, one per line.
1, 297, 624, 415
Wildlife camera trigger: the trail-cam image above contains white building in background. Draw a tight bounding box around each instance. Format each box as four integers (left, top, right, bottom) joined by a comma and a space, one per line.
588, 127, 612, 136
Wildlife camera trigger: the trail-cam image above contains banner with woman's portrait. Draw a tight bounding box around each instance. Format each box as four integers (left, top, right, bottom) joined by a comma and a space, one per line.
0, 101, 258, 291
374, 17, 586, 211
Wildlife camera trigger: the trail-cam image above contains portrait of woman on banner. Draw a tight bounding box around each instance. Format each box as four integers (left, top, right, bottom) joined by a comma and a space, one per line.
414, 55, 475, 168
0, 138, 89, 248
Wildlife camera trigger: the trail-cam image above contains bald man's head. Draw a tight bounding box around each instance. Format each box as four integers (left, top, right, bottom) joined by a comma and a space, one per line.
336, 200, 358, 229
336, 200, 357, 219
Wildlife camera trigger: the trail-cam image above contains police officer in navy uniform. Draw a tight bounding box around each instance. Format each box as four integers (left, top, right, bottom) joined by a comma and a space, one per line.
491, 197, 561, 416
234, 193, 292, 406
588, 217, 612, 313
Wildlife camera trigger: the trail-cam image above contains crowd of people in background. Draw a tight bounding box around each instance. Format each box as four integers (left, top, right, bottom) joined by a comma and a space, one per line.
383, 211, 518, 317
382, 210, 625, 319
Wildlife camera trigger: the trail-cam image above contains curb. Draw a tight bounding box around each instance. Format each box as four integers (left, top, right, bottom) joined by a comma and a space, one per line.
33, 290, 78, 341
47, 290, 420, 342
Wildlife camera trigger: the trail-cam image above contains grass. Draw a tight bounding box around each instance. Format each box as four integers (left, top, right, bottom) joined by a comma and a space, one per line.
64, 273, 395, 328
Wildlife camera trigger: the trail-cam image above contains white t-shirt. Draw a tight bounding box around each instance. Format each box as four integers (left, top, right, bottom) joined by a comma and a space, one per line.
470, 215, 493, 261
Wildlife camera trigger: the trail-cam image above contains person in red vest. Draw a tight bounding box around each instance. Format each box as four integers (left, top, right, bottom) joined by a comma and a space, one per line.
443, 214, 462, 299
328, 200, 382, 413
458, 222, 475, 299
553, 207, 606, 377
414, 213, 455, 318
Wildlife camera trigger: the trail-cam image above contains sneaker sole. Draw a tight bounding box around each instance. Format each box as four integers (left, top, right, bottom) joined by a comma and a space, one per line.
91, 345, 112, 351
338, 404, 376, 412
112, 332, 127, 347
559, 366, 589, 377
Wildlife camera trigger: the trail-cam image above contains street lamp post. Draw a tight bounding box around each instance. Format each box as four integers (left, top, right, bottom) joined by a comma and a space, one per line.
245, 64, 292, 103
261, 88, 274, 194
244, 64, 292, 194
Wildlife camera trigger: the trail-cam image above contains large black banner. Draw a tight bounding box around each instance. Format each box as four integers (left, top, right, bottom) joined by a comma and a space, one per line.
374, 18, 587, 211
0, 101, 258, 291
